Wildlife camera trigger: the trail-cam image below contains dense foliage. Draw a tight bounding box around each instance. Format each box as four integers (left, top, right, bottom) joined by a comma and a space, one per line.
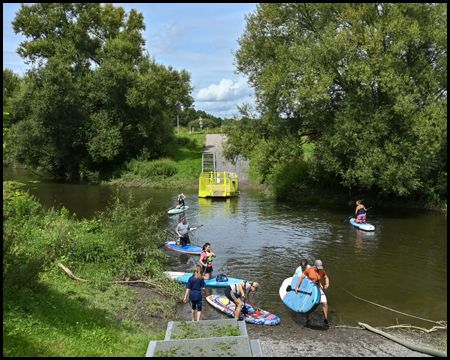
6, 3, 194, 178
228, 3, 447, 202
3, 181, 172, 294
177, 107, 225, 128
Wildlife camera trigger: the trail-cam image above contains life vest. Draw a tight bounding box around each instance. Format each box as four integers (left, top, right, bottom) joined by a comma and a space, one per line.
202, 251, 213, 265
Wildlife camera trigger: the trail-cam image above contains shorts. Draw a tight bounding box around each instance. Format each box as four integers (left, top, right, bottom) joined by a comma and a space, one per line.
357, 214, 366, 220
190, 298, 202, 311
180, 236, 190, 246
202, 265, 213, 274
320, 288, 328, 303
225, 286, 239, 302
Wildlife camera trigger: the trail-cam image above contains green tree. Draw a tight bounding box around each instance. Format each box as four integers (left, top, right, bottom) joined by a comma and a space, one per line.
8, 3, 193, 176
232, 3, 447, 198
3, 69, 22, 107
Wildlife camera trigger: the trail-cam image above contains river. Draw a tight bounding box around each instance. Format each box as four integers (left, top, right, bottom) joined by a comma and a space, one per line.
5, 167, 447, 328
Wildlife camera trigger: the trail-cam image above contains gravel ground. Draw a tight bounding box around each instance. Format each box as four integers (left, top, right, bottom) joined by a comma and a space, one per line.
204, 134, 250, 184
246, 323, 446, 357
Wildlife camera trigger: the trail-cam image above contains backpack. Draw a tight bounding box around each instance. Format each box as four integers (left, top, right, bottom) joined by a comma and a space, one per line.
215, 274, 228, 282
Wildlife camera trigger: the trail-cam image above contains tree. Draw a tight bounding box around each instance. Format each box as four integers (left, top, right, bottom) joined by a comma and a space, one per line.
233, 3, 447, 198
8, 3, 193, 176
3, 69, 22, 107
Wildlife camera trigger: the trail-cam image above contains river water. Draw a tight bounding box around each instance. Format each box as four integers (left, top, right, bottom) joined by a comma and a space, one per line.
5, 168, 447, 328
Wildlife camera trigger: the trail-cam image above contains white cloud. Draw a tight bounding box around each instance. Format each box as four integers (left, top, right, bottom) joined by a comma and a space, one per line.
196, 77, 250, 102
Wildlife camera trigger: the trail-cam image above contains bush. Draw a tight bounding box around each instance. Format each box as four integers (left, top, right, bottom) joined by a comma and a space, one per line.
126, 158, 178, 178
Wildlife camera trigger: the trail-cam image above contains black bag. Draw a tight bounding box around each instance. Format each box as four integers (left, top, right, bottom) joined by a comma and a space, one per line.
215, 274, 228, 282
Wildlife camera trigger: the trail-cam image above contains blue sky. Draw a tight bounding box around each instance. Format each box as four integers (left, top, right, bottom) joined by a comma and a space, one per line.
3, 3, 257, 118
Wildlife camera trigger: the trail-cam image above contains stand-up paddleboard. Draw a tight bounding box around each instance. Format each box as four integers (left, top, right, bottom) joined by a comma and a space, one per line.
164, 241, 202, 254
279, 276, 321, 313
164, 272, 245, 288
350, 219, 375, 231
167, 206, 189, 215
206, 295, 280, 325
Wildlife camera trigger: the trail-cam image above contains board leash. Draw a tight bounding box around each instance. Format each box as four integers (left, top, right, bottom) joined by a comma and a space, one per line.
340, 286, 446, 327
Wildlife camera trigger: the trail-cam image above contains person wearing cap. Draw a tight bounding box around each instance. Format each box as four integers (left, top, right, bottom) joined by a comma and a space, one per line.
224, 281, 260, 321
295, 259, 331, 325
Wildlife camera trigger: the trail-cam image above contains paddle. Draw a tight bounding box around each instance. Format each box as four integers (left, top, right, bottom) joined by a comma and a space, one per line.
340, 207, 372, 222
285, 284, 312, 296
158, 225, 204, 248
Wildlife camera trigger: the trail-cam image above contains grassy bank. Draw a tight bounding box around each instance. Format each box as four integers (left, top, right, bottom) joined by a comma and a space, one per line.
107, 130, 207, 189
3, 181, 185, 356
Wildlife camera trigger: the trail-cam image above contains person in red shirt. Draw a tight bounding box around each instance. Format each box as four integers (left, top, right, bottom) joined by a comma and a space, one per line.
295, 259, 331, 325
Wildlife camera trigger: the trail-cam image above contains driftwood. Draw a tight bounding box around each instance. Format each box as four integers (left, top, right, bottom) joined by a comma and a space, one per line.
58, 262, 169, 296
334, 324, 446, 333
58, 262, 88, 281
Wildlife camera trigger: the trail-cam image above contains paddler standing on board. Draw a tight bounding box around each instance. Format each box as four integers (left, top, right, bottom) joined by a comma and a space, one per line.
354, 199, 367, 224
175, 217, 197, 247
295, 259, 331, 325
176, 193, 186, 209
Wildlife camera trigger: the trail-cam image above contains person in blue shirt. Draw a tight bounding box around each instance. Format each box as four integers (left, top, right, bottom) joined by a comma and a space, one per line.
183, 265, 206, 321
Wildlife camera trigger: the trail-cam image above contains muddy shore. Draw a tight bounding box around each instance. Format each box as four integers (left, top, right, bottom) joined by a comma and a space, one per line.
246, 322, 446, 357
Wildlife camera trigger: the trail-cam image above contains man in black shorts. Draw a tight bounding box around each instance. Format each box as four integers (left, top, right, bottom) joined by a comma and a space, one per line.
175, 217, 197, 246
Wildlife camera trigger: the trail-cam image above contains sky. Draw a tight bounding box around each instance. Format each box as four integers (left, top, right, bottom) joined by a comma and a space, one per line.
3, 3, 258, 118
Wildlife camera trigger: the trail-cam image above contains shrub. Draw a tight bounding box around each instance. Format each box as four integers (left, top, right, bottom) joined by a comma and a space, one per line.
126, 158, 178, 178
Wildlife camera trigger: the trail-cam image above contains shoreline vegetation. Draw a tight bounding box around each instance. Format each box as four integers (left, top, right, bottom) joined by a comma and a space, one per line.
3, 180, 186, 356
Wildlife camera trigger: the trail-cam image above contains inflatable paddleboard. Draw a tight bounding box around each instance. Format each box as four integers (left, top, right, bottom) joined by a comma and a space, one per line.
167, 206, 189, 215
350, 219, 375, 231
279, 277, 321, 314
164, 272, 245, 288
206, 295, 280, 325
164, 241, 202, 255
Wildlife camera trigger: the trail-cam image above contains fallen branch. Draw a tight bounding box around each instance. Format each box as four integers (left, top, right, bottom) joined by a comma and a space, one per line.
58, 262, 88, 281
382, 325, 447, 333
58, 262, 171, 296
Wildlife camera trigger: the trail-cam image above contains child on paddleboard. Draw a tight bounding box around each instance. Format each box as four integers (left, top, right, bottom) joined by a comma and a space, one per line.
183, 265, 206, 321
355, 200, 367, 224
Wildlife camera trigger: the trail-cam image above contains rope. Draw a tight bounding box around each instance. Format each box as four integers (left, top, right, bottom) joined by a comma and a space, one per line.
341, 286, 446, 328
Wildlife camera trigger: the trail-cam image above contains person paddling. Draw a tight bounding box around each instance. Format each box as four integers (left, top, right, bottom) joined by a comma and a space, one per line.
175, 217, 197, 247
295, 259, 331, 325
183, 265, 206, 321
354, 200, 367, 224
224, 281, 259, 321
199, 243, 216, 280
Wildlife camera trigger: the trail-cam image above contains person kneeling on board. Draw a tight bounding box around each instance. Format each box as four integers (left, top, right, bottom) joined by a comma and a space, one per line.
175, 217, 197, 247
225, 281, 259, 321
295, 259, 331, 325
354, 199, 368, 224
176, 193, 186, 209
183, 265, 206, 321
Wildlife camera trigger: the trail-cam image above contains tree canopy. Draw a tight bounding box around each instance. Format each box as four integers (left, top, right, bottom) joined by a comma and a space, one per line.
229, 3, 447, 199
7, 3, 194, 177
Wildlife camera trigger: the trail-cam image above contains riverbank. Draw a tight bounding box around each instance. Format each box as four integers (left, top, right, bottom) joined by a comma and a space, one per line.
246, 323, 447, 357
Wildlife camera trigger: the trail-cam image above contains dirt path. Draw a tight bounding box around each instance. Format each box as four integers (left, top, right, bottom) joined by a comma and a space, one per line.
204, 134, 250, 185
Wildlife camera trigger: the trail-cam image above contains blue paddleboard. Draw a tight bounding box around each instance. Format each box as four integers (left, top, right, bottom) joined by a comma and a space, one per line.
164, 241, 202, 254
350, 219, 375, 231
279, 276, 321, 313
164, 271, 245, 288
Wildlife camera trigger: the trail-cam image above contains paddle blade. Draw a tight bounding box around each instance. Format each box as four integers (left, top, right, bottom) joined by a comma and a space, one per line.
286, 285, 292, 292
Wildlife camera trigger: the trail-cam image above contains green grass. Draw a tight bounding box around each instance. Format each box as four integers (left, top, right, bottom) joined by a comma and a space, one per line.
3, 271, 166, 356
3, 182, 185, 357
107, 129, 206, 189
